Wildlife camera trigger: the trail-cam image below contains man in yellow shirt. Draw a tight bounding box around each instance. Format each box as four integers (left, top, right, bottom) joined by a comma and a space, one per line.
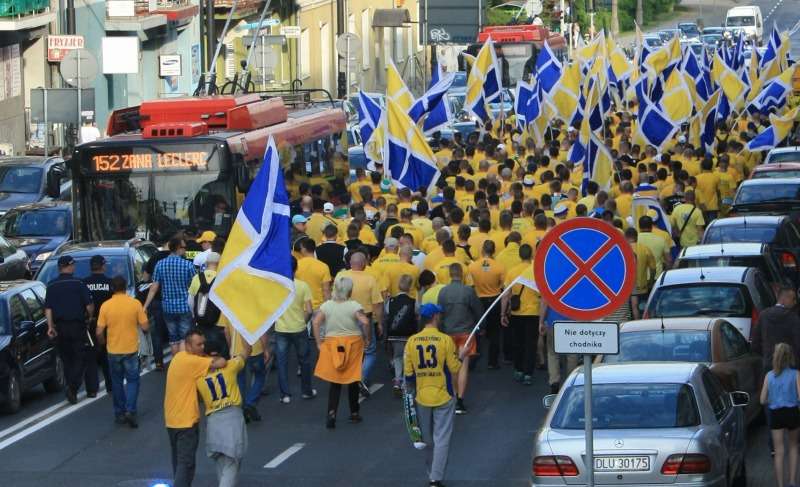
670, 190, 706, 250
615, 181, 635, 219
383, 245, 421, 298
467, 218, 493, 252
164, 329, 227, 487
490, 210, 514, 251
95, 276, 149, 427
637, 216, 671, 277
468, 241, 506, 368
387, 208, 425, 248
695, 158, 721, 221
295, 238, 332, 309
434, 240, 473, 286
501, 244, 540, 384
523, 214, 549, 252
626, 228, 656, 319
404, 303, 465, 487
496, 232, 523, 271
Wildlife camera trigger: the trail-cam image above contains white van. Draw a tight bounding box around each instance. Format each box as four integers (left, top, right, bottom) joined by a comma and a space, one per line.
725, 6, 764, 44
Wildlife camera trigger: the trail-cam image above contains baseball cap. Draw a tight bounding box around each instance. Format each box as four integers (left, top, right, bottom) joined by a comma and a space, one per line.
554, 204, 568, 217
523, 174, 535, 186
380, 178, 392, 192
677, 135, 687, 143
419, 303, 443, 318
292, 214, 308, 225
496, 143, 507, 151
384, 237, 399, 249
196, 230, 217, 243
58, 255, 75, 268
89, 255, 106, 267
206, 252, 221, 264
323, 202, 335, 214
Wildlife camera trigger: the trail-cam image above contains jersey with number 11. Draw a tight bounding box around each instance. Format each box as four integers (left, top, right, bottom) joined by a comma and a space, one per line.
403, 327, 462, 408
196, 356, 244, 415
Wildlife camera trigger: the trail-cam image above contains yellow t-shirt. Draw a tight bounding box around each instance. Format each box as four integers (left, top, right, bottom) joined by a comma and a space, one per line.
670, 204, 706, 248
383, 261, 421, 298
358, 226, 378, 245
196, 356, 245, 416
631, 241, 656, 295
164, 351, 213, 428
638, 231, 668, 277
434, 256, 472, 286
412, 217, 434, 238
403, 327, 462, 407
96, 293, 148, 355
306, 213, 338, 244
421, 284, 445, 305
296, 256, 332, 309
490, 229, 510, 251
577, 194, 597, 210
695, 172, 721, 212
505, 263, 540, 316
496, 242, 522, 272
467, 232, 492, 254
467, 258, 506, 297
511, 217, 533, 235
275, 279, 312, 333
522, 228, 548, 251
188, 270, 217, 296
616, 193, 633, 219
387, 223, 424, 248
338, 269, 383, 312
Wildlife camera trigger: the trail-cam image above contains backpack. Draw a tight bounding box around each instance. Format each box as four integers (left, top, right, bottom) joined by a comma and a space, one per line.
194, 272, 221, 327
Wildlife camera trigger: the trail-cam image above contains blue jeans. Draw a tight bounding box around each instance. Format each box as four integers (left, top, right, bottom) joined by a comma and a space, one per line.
361, 322, 377, 384
108, 353, 140, 416
163, 312, 193, 345
275, 331, 313, 397
237, 355, 266, 408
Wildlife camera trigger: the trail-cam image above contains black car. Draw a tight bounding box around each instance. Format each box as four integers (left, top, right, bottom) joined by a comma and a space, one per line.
34, 239, 159, 293
0, 280, 64, 413
0, 156, 69, 215
0, 202, 72, 273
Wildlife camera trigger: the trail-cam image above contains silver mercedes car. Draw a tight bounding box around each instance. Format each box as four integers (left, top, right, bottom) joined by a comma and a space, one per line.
532, 363, 748, 486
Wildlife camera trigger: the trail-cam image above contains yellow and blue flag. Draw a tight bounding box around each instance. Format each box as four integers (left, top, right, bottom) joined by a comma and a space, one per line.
384, 98, 440, 193
747, 65, 794, 114
356, 91, 382, 149
712, 50, 747, 104
387, 60, 415, 111
465, 37, 502, 123
535, 41, 563, 94
747, 105, 800, 152
419, 63, 454, 134
635, 78, 679, 151
631, 195, 672, 236
550, 61, 581, 122
210, 137, 295, 345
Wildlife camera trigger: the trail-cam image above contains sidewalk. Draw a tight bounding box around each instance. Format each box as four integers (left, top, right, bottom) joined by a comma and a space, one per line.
616, 0, 739, 44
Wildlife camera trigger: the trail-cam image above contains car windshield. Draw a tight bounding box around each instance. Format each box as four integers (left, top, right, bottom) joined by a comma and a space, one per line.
677, 256, 771, 278
603, 331, 711, 364
551, 383, 701, 429
679, 24, 700, 36
704, 224, 777, 244
768, 153, 800, 163
727, 16, 755, 27
753, 170, 800, 179
0, 166, 42, 194
647, 284, 750, 318
736, 183, 800, 204
645, 38, 662, 47
36, 255, 130, 285
0, 209, 69, 237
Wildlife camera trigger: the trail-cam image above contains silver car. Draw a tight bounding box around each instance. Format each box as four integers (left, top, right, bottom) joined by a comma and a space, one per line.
532, 363, 748, 486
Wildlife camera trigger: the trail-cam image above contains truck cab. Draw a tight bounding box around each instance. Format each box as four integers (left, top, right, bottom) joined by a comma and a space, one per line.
725, 6, 763, 45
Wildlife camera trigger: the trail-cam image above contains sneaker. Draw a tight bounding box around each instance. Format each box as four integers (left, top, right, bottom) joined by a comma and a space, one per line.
455, 399, 467, 415
523, 375, 533, 386
358, 381, 371, 398
348, 412, 363, 423
280, 395, 291, 404
302, 389, 317, 400
513, 370, 524, 382
125, 412, 138, 429
66, 388, 78, 405
326, 413, 336, 429
247, 405, 262, 422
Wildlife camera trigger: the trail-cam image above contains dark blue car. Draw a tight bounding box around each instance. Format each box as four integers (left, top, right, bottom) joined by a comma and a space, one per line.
0, 202, 72, 273
0, 156, 69, 215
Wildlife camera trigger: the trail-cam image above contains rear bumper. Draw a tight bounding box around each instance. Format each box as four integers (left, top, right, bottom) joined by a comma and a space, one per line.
532, 478, 728, 486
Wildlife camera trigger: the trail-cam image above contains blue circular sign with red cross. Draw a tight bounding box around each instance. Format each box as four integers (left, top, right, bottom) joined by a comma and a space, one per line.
533, 217, 636, 321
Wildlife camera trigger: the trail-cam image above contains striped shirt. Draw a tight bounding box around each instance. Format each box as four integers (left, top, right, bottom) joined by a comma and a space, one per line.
153, 254, 196, 314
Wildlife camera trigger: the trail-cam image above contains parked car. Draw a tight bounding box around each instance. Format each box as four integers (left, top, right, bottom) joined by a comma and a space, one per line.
678, 22, 701, 41
0, 156, 69, 216
644, 267, 775, 339
731, 177, 800, 214
0, 235, 30, 282
750, 162, 800, 179
764, 146, 800, 164
701, 215, 800, 275
657, 29, 680, 42
35, 239, 159, 292
0, 202, 72, 274
675, 242, 794, 288
597, 318, 763, 424
533, 363, 747, 486
0, 280, 64, 413
701, 33, 723, 50
702, 26, 727, 36
643, 34, 664, 48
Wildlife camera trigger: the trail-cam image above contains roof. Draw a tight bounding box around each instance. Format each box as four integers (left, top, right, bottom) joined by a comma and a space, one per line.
4, 201, 72, 213
739, 177, 800, 186
767, 146, 800, 155
680, 242, 767, 258
707, 215, 786, 227
0, 280, 43, 295
53, 240, 139, 257
571, 363, 700, 386
752, 162, 800, 172
727, 6, 760, 13
620, 318, 716, 333
0, 156, 61, 167
657, 266, 751, 286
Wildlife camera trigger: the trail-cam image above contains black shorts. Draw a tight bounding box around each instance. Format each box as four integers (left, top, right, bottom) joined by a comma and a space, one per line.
770, 407, 800, 430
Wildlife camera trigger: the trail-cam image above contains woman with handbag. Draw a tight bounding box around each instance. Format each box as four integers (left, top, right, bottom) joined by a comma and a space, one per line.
312, 275, 372, 429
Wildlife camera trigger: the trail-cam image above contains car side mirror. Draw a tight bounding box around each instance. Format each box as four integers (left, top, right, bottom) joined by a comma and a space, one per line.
45, 169, 62, 199
18, 320, 34, 333
543, 394, 557, 410
731, 391, 749, 407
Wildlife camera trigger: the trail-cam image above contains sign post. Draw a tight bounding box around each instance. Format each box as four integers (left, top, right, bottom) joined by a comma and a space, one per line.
534, 218, 634, 487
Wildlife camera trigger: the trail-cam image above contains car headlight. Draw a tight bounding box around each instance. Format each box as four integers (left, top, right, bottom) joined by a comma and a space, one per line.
34, 252, 52, 262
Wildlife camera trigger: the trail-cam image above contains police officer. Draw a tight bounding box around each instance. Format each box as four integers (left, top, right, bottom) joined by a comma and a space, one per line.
45, 255, 95, 404
83, 255, 113, 393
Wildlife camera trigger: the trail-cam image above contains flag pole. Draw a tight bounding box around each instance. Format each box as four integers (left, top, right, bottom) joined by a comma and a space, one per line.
462, 276, 530, 350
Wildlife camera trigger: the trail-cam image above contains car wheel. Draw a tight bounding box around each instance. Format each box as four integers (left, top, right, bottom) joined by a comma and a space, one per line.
732, 462, 747, 487
43, 354, 65, 393
1, 370, 22, 414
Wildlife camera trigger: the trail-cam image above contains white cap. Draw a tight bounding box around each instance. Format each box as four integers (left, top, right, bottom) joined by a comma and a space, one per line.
323, 202, 334, 213
497, 143, 507, 151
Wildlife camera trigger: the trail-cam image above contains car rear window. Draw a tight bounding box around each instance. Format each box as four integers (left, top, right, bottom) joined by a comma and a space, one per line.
735, 183, 800, 204
752, 170, 800, 179
647, 284, 751, 318
551, 383, 701, 429
703, 225, 776, 244
767, 153, 800, 164
36, 255, 131, 285
603, 331, 711, 364
677, 256, 772, 279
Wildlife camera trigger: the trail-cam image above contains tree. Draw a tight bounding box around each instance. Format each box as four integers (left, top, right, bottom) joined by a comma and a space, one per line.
610, 0, 619, 36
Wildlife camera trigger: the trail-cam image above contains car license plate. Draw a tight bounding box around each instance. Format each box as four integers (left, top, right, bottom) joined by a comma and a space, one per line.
594, 456, 650, 472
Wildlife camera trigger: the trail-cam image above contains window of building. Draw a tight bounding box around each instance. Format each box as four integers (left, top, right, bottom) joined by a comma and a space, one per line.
361, 9, 370, 70
300, 28, 311, 79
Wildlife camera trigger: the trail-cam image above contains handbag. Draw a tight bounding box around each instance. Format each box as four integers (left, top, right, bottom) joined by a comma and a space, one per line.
672, 205, 696, 246
509, 285, 525, 311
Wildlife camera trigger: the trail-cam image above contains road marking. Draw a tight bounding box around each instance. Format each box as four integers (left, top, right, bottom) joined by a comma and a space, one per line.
0, 355, 170, 451
358, 383, 384, 404
263, 443, 305, 468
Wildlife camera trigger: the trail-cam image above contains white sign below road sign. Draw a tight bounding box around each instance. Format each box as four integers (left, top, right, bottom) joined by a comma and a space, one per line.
280, 26, 301, 38
554, 322, 619, 355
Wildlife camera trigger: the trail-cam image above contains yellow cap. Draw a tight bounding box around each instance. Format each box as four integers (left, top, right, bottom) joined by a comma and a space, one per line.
197, 230, 217, 243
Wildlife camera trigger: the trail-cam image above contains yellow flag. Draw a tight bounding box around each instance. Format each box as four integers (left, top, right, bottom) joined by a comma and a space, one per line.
386, 60, 414, 111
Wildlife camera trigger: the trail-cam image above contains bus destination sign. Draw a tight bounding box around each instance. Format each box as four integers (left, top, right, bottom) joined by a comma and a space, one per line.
91, 151, 210, 173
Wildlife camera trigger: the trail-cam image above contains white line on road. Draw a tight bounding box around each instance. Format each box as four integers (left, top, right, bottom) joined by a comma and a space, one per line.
358, 383, 384, 404
263, 443, 305, 468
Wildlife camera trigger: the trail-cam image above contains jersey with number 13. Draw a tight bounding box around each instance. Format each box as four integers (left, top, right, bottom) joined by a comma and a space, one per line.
196, 356, 244, 415
403, 327, 462, 407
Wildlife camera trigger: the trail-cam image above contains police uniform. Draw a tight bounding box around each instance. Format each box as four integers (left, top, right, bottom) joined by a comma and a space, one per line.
84, 256, 114, 393
45, 256, 95, 400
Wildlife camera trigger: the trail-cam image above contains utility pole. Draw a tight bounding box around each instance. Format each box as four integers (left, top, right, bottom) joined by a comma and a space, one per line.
336, 0, 346, 99
66, 0, 75, 33
206, 0, 216, 73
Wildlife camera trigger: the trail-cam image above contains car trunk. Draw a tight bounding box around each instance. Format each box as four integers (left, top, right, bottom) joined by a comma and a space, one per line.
546, 428, 698, 485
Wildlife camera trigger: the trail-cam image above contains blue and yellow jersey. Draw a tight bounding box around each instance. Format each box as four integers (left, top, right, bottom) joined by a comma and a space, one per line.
404, 327, 462, 407
196, 356, 245, 416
